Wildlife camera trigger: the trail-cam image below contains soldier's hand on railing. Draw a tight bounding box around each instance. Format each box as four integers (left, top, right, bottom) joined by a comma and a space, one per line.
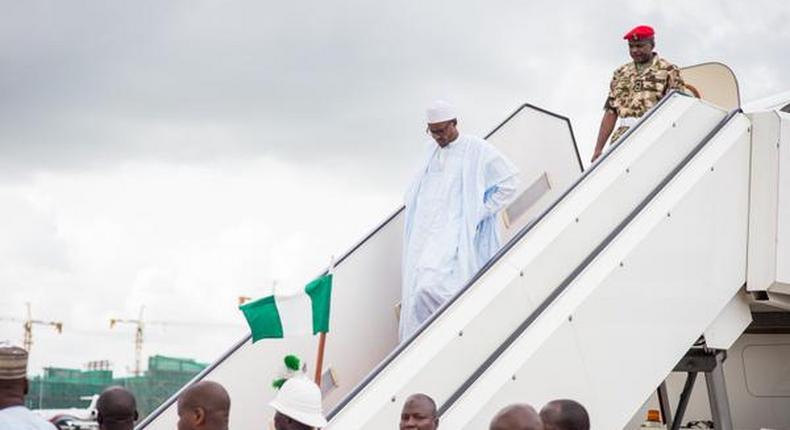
591, 148, 602, 163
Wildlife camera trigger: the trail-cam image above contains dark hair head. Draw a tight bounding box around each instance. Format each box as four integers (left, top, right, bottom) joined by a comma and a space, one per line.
403, 393, 437, 417
177, 380, 231, 427
540, 399, 589, 430
97, 386, 138, 430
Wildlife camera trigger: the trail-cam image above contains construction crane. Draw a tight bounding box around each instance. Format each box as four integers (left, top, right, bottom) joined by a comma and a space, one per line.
109, 306, 147, 377
110, 306, 240, 376
0, 303, 63, 352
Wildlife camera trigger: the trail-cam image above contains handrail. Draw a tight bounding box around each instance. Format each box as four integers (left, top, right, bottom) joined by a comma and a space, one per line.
437, 107, 741, 416
326, 91, 686, 420
135, 102, 580, 429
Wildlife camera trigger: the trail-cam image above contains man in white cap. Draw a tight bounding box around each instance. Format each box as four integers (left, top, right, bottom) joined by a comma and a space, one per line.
270, 376, 327, 429
0, 344, 57, 429
400, 100, 519, 340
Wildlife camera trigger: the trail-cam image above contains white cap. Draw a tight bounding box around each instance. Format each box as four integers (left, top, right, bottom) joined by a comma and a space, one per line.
269, 376, 327, 428
426, 100, 457, 124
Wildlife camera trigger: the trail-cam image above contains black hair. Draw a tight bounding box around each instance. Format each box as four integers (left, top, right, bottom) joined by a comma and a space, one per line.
543, 399, 589, 430
404, 393, 437, 417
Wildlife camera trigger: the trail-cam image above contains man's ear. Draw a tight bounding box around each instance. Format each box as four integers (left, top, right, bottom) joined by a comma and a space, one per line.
195, 407, 206, 425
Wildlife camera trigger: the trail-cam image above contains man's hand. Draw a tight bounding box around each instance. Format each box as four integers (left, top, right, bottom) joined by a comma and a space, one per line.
592, 110, 618, 164
591, 148, 603, 163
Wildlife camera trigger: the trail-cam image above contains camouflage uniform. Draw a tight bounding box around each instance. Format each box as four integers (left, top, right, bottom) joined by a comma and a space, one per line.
604, 53, 686, 142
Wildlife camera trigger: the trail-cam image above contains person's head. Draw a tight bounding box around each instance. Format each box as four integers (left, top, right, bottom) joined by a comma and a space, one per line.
624, 25, 655, 64
426, 100, 460, 147
490, 403, 543, 430
539, 399, 589, 430
400, 393, 438, 430
177, 381, 231, 430
0, 345, 29, 408
269, 377, 326, 430
96, 386, 138, 430
273, 411, 313, 430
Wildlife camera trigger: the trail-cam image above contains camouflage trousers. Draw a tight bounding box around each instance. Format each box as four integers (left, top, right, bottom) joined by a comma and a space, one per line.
610, 125, 630, 143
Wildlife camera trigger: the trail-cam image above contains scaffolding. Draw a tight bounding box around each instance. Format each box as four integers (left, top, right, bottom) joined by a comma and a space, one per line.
26, 355, 206, 419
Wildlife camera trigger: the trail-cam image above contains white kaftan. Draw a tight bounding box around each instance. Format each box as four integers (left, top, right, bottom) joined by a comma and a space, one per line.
0, 406, 57, 430
400, 134, 518, 341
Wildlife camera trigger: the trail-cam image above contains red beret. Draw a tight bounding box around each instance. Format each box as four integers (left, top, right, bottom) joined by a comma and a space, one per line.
623, 25, 655, 41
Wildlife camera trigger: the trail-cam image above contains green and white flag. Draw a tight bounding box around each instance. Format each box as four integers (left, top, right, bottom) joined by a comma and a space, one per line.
239, 274, 333, 343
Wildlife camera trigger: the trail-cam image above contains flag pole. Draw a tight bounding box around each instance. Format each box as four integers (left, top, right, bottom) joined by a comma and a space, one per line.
314, 331, 327, 385
314, 255, 335, 386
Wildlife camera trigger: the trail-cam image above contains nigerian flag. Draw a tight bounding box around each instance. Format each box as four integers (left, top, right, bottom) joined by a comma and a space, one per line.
239, 274, 332, 342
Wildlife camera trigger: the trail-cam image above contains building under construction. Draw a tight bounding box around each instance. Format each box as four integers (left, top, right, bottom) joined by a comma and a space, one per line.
25, 355, 206, 419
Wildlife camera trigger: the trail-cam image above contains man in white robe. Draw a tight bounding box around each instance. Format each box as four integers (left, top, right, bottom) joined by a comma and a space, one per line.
0, 345, 57, 430
400, 101, 519, 341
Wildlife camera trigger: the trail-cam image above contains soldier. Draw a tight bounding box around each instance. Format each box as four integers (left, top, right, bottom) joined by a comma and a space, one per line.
591, 25, 686, 162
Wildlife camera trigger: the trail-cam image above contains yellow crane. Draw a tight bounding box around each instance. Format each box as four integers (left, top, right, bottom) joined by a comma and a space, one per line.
109, 306, 149, 377
110, 306, 239, 376
0, 303, 63, 352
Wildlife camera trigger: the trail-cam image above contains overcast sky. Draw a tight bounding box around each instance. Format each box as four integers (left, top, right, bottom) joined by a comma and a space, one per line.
1, 0, 788, 377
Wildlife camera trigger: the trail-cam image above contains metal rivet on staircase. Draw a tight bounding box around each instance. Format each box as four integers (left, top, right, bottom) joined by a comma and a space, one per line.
626, 168, 630, 173
568, 315, 573, 322
710, 166, 715, 172
672, 122, 677, 127
391, 396, 397, 403
667, 212, 671, 218
619, 261, 624, 267
575, 217, 579, 223
520, 271, 524, 277
458, 330, 464, 337
512, 375, 517, 381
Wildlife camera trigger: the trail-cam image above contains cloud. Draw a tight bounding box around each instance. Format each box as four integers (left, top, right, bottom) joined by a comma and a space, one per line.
1, 0, 788, 374
2, 2, 786, 176
0, 157, 397, 373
